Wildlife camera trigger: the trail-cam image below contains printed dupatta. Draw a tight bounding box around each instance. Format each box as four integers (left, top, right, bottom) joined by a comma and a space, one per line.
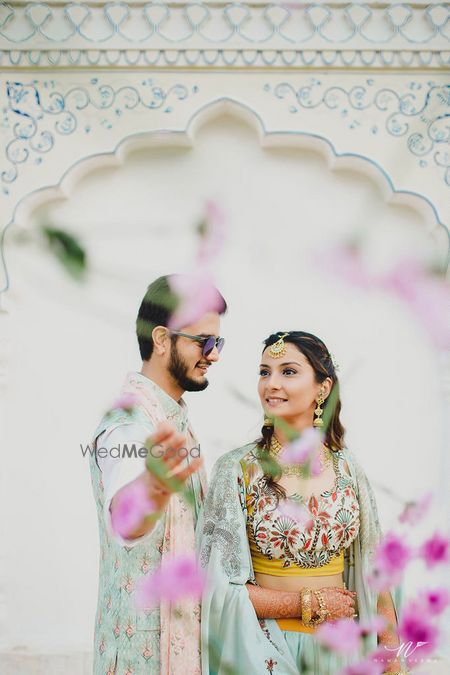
196, 443, 404, 674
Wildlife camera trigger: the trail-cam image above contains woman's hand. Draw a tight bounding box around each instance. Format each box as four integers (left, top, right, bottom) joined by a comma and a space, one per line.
312, 587, 357, 621
378, 633, 403, 674
377, 590, 403, 674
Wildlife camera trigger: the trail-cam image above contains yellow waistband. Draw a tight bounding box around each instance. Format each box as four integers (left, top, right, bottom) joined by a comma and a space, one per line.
276, 618, 317, 633
251, 542, 344, 576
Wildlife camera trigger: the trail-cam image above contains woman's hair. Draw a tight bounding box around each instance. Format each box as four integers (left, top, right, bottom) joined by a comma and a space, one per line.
255, 331, 345, 501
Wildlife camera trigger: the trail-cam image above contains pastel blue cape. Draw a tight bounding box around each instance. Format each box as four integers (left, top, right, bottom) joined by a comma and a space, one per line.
196, 443, 404, 674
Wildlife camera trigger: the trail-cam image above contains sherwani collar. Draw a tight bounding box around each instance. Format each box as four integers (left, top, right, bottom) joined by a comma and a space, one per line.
127, 371, 189, 429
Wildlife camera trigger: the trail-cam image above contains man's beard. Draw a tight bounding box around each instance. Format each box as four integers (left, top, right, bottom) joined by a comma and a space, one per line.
168, 340, 209, 392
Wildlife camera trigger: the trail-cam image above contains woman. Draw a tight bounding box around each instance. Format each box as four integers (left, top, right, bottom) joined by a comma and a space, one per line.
197, 331, 407, 674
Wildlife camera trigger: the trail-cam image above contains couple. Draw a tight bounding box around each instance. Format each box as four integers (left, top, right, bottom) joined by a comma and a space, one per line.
89, 274, 405, 675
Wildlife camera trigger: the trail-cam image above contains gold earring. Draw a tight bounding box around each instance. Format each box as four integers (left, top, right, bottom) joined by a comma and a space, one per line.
263, 416, 274, 428
313, 389, 325, 428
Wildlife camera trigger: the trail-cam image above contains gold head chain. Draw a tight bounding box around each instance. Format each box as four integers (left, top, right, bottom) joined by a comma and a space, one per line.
267, 333, 290, 359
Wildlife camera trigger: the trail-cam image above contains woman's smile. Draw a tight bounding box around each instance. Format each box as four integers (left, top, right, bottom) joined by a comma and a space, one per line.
266, 396, 288, 407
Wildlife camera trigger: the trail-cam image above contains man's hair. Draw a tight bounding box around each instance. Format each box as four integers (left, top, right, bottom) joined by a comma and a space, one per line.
136, 274, 227, 361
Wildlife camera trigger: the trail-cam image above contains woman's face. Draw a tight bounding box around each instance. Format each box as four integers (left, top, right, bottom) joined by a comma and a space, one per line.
258, 342, 330, 426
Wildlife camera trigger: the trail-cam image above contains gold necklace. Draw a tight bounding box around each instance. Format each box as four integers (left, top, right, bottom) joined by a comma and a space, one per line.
269, 435, 333, 478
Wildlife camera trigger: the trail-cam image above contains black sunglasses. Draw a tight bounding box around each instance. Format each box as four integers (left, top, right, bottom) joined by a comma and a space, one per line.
169, 331, 225, 357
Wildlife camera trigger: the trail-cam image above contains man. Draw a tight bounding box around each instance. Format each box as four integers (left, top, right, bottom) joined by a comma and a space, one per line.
89, 274, 227, 674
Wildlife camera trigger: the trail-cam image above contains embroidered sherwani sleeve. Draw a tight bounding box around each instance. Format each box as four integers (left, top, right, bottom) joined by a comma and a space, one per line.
96, 422, 156, 547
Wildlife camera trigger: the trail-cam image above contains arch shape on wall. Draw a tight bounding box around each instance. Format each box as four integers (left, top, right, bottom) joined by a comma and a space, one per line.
1, 95, 449, 298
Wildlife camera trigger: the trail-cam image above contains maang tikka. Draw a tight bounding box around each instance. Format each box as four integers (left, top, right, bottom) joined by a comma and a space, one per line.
268, 333, 290, 359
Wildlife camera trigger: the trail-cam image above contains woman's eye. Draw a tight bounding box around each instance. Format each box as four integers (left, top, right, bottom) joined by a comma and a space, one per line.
283, 368, 297, 375
259, 370, 269, 377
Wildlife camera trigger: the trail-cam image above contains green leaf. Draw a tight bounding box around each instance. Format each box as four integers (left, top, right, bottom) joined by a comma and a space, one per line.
145, 443, 195, 509
41, 225, 87, 281
196, 217, 208, 239
321, 382, 339, 433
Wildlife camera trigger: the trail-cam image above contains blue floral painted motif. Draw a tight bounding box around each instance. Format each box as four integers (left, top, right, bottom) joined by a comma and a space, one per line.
1, 79, 192, 184
265, 81, 450, 186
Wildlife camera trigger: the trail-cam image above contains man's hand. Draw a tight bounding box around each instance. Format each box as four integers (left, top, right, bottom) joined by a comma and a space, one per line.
142, 420, 203, 511
110, 421, 203, 542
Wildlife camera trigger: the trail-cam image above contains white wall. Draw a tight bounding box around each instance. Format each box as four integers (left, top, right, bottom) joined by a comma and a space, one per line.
1, 112, 447, 661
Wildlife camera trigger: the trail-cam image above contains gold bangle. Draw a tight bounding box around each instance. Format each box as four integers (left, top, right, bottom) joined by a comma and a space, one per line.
300, 588, 312, 625
300, 588, 327, 627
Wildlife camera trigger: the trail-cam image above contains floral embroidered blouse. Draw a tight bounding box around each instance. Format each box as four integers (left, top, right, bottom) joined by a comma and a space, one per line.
243, 448, 361, 569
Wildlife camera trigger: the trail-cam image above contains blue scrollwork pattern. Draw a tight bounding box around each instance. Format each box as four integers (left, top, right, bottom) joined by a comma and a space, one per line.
266, 80, 450, 187
1, 79, 192, 185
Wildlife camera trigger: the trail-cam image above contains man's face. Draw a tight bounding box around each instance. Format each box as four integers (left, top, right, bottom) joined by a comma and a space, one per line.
168, 312, 222, 392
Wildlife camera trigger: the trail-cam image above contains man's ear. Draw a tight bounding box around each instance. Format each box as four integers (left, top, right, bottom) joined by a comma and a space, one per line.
152, 326, 168, 356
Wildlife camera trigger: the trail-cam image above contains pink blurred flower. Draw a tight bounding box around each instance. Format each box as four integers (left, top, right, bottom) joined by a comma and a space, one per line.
310, 449, 326, 477
322, 616, 389, 673
398, 605, 440, 667
414, 276, 450, 349
168, 272, 225, 329
167, 202, 226, 329
319, 243, 373, 290
358, 615, 387, 638
280, 441, 309, 466
110, 481, 155, 540
367, 532, 412, 591
416, 588, 450, 616
321, 243, 450, 350
364, 645, 397, 673
339, 656, 384, 675
276, 499, 310, 526
111, 392, 138, 412
381, 260, 450, 350
374, 531, 412, 573
398, 492, 433, 525
136, 554, 205, 610
419, 532, 450, 568
380, 259, 422, 302
315, 617, 361, 654
281, 428, 325, 477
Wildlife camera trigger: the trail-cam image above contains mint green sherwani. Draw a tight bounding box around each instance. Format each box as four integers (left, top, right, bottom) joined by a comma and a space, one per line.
89, 372, 205, 675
